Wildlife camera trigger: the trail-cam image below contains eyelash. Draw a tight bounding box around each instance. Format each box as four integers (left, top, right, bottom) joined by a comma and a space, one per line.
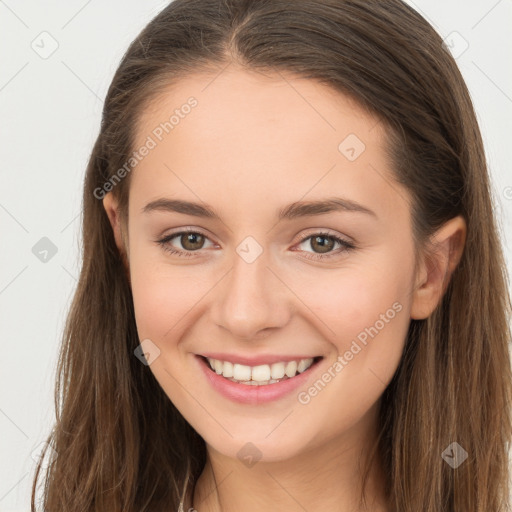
156, 228, 356, 261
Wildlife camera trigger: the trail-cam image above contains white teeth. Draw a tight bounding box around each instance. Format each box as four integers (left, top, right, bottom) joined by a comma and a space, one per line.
205, 357, 316, 384
232, 363, 251, 381
298, 358, 314, 373
284, 360, 297, 377
251, 364, 271, 382
270, 362, 285, 379
214, 359, 223, 374
222, 360, 234, 378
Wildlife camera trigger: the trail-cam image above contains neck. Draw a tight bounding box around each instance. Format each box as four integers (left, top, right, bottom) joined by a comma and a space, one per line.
191, 405, 389, 512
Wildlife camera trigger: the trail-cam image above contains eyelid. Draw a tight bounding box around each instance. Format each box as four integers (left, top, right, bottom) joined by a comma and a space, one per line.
159, 226, 352, 244
291, 230, 355, 261
158, 227, 217, 249
156, 227, 355, 259
291, 227, 354, 245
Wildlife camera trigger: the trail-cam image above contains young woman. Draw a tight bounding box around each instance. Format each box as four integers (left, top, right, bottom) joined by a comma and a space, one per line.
31, 0, 512, 511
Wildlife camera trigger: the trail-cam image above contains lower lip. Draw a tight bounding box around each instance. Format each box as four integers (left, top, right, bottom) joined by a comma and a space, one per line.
196, 355, 321, 405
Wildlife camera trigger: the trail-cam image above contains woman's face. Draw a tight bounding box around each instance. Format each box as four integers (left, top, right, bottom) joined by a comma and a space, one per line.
116, 67, 421, 462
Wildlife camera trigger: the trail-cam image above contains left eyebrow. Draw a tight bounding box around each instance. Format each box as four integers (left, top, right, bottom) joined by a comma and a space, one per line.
141, 197, 377, 220
278, 197, 377, 220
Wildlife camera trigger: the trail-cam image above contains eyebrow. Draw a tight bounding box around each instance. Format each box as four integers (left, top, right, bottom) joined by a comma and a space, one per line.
141, 197, 377, 220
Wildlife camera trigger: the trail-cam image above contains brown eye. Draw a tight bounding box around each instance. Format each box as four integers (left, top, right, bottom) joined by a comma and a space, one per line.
309, 234, 336, 254
295, 232, 355, 261
157, 229, 215, 257
180, 232, 205, 251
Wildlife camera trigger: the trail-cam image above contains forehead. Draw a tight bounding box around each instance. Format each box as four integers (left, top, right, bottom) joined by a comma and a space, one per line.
134, 66, 383, 149
129, 67, 406, 223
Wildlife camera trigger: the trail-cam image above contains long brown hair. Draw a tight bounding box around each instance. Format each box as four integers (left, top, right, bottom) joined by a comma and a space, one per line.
31, 1, 512, 510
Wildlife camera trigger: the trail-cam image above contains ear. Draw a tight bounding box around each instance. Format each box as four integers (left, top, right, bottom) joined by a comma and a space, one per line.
410, 215, 466, 320
103, 192, 130, 275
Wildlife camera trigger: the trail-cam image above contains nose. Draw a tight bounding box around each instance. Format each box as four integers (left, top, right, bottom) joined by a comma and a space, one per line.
209, 244, 292, 341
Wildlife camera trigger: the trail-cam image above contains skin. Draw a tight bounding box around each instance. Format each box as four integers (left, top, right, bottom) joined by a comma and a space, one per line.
103, 65, 466, 512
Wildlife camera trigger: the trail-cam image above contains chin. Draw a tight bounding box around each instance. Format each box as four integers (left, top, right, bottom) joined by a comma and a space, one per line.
199, 422, 318, 464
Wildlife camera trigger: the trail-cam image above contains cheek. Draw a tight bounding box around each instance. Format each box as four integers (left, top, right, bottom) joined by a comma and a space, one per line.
293, 248, 414, 407
301, 257, 413, 347
129, 248, 201, 340
286, 267, 411, 447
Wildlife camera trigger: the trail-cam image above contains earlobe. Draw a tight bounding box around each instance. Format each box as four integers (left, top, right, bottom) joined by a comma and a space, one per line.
103, 192, 125, 253
410, 215, 467, 320
102, 193, 130, 284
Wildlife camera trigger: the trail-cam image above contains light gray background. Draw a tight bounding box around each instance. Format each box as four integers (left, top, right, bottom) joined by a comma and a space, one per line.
1, 1, 511, 510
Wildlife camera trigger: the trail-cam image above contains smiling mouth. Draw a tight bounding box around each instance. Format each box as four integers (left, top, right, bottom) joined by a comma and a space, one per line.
200, 355, 323, 386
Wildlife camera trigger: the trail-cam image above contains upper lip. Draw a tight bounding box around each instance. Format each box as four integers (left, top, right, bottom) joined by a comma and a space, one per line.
198, 353, 322, 366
